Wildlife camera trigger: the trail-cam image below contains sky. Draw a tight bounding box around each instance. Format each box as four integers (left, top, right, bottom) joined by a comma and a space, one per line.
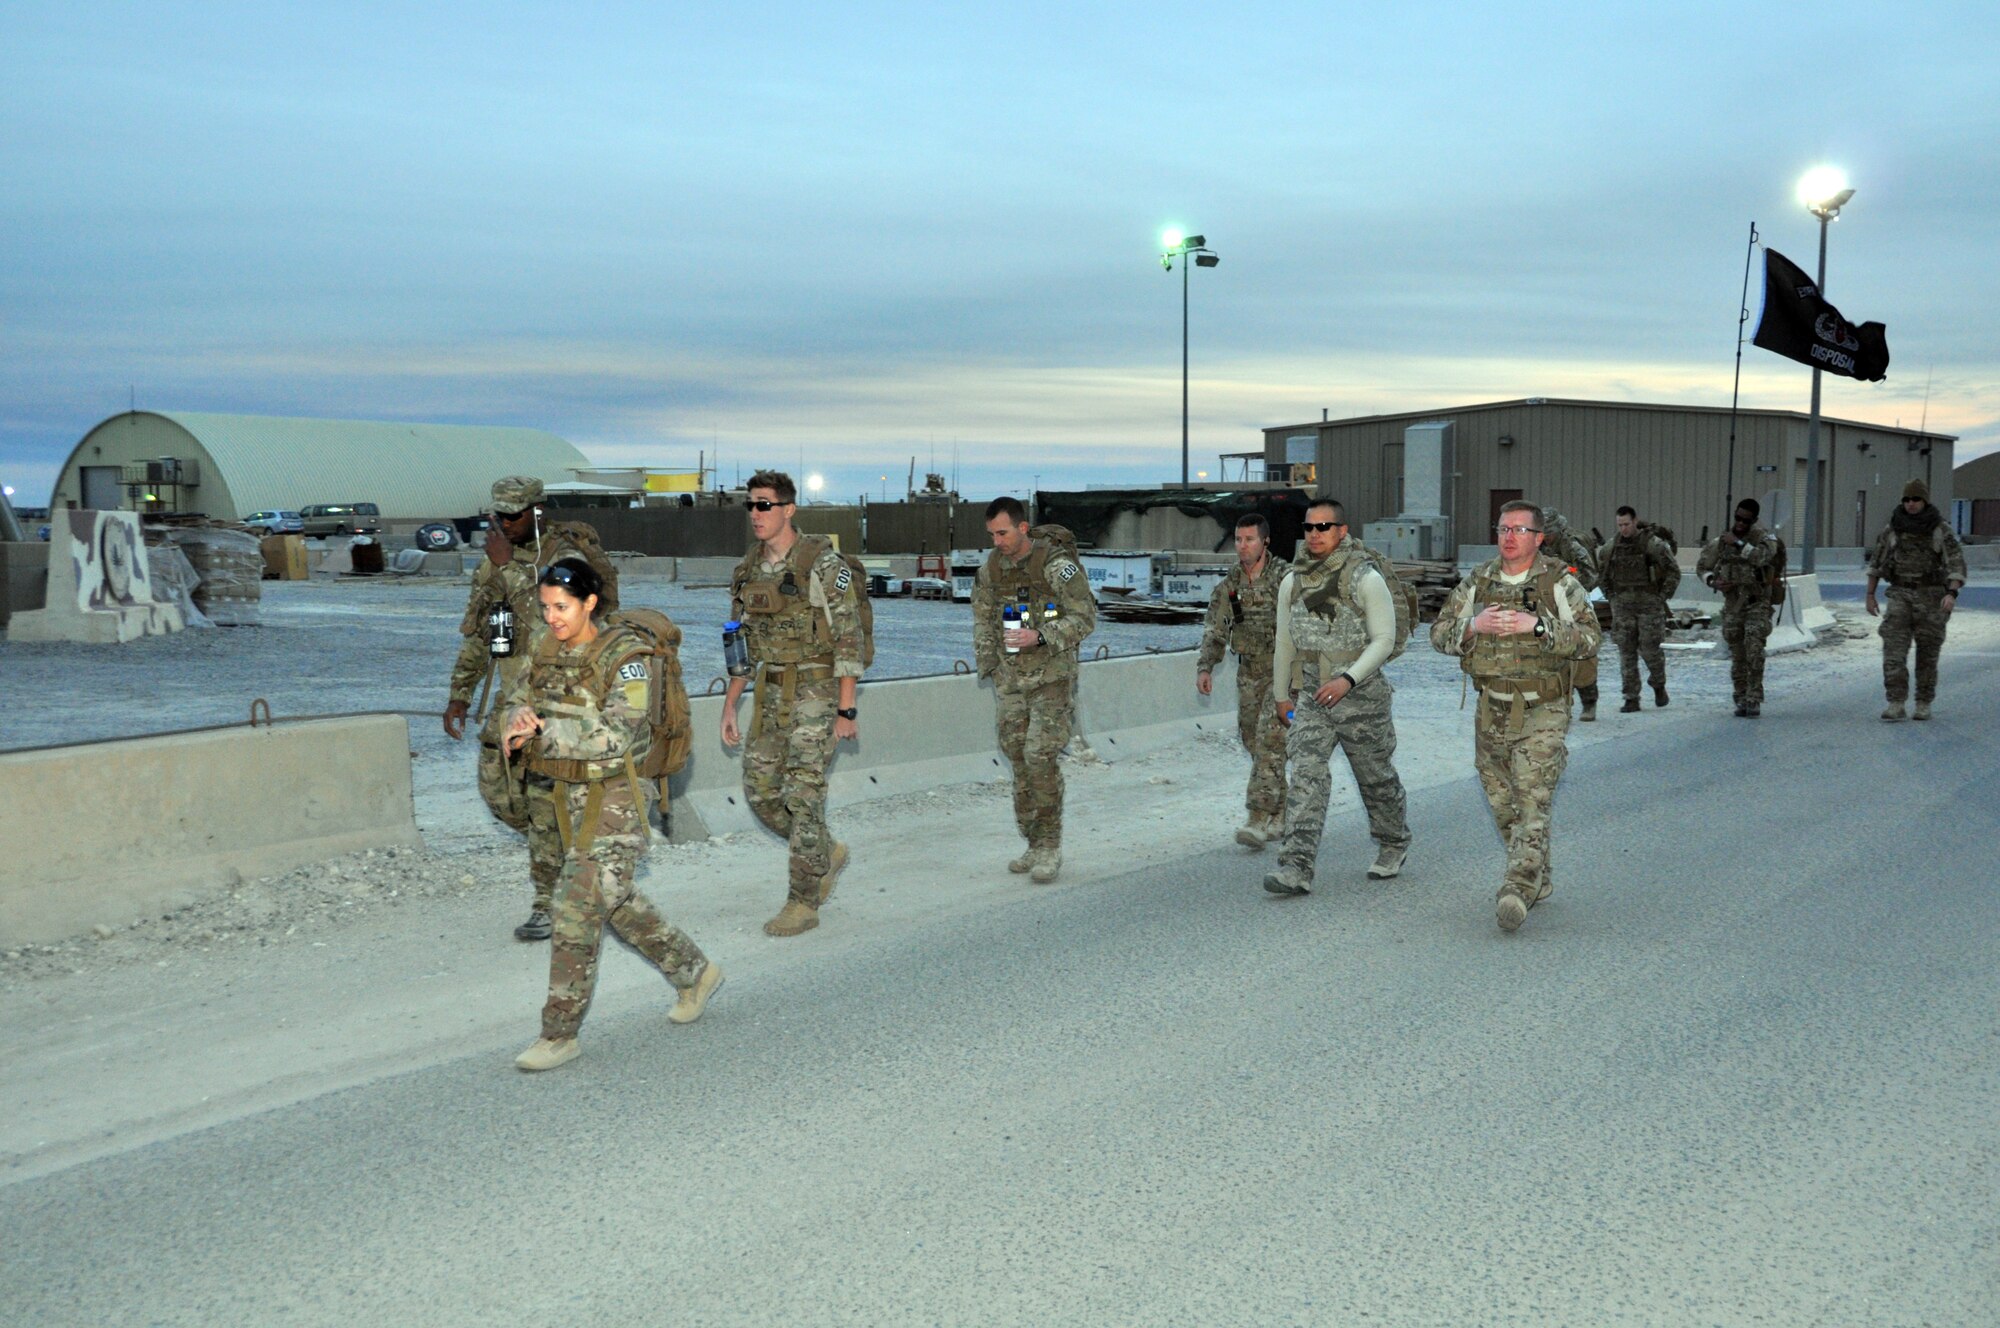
4, 1, 1998, 508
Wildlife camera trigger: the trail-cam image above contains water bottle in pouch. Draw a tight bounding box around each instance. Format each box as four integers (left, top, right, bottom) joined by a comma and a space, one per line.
723, 621, 751, 677
487, 604, 516, 658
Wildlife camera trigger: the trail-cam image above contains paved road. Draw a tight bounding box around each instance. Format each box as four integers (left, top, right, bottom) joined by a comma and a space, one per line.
3, 662, 1993, 1326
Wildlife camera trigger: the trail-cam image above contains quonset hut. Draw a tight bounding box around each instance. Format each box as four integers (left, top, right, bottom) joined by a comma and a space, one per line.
49, 411, 591, 525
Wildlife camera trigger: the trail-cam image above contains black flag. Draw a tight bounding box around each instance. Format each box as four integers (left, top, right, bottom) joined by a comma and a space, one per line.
1751, 247, 1889, 381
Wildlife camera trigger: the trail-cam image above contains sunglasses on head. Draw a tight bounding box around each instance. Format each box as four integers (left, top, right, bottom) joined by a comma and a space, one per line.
745, 498, 790, 512
1301, 520, 1345, 532
540, 564, 588, 589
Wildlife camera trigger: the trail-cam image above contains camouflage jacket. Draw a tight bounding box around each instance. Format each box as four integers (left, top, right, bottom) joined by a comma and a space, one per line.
1195, 556, 1286, 673
1867, 510, 1967, 589
448, 527, 598, 743
1696, 524, 1779, 602
730, 536, 866, 678
513, 625, 651, 783
973, 536, 1098, 690
1431, 554, 1601, 694
1538, 509, 1600, 592
1600, 531, 1682, 601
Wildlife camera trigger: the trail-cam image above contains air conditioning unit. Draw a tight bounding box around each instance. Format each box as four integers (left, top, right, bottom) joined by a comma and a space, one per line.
1362, 517, 1453, 561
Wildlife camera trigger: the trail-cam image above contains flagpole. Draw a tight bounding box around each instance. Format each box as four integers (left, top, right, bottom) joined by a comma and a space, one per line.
1802, 213, 1831, 574
1725, 222, 1758, 518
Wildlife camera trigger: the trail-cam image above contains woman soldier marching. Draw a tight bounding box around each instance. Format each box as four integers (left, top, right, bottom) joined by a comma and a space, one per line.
503, 557, 723, 1071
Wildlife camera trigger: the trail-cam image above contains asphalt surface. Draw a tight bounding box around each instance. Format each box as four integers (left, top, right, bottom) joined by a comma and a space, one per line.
3, 659, 1994, 1326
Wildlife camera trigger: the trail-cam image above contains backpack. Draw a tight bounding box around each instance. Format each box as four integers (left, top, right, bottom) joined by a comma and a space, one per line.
600, 608, 692, 779
1643, 522, 1678, 555
547, 519, 620, 615
1029, 523, 1081, 565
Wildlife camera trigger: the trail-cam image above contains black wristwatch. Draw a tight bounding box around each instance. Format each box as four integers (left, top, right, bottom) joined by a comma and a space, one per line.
1943, 586, 1960, 597
837, 706, 858, 720
1533, 619, 1547, 637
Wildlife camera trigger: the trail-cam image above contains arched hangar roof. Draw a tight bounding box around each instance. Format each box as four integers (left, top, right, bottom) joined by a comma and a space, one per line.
56, 411, 591, 520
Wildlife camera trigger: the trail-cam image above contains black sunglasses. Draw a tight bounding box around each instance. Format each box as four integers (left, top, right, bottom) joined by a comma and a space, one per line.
745, 499, 791, 512
1301, 520, 1345, 532
492, 508, 525, 520
539, 564, 589, 589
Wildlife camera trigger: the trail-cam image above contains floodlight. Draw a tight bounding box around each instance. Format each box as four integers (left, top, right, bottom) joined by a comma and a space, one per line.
1182, 234, 1205, 249
1195, 253, 1219, 267
1797, 167, 1854, 218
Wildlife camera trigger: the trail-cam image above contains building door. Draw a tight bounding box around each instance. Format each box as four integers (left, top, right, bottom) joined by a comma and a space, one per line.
1854, 489, 1868, 547
81, 466, 122, 510
1488, 489, 1523, 541
1382, 442, 1403, 521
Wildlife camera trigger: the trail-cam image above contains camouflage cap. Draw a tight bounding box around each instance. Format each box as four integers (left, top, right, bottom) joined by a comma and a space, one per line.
491, 475, 544, 512
1902, 479, 1930, 502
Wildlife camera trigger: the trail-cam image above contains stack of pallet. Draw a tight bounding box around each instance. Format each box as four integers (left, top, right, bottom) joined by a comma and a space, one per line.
1390, 559, 1462, 622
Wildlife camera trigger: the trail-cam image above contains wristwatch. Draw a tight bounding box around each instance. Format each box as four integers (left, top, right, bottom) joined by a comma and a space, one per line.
1533, 619, 1547, 637
836, 706, 858, 720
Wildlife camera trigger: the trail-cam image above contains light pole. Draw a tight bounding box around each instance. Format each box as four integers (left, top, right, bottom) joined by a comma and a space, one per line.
1161, 228, 1220, 488
1797, 167, 1854, 574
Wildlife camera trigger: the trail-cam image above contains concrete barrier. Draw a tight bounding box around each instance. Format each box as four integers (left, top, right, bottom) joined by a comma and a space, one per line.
668, 650, 1222, 839
0, 715, 421, 947
0, 540, 49, 628
7, 511, 185, 644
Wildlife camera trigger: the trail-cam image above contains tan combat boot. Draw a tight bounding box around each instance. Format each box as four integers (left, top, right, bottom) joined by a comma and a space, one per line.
670, 961, 725, 1025
1913, 700, 1933, 721
1496, 888, 1530, 933
515, 1037, 581, 1072
764, 900, 819, 937
1030, 847, 1062, 885
814, 841, 850, 906
1367, 842, 1408, 880
1234, 817, 1268, 851
1008, 847, 1037, 874
1881, 702, 1906, 722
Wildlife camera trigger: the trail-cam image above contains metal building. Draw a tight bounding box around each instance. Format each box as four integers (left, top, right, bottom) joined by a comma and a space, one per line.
1262, 398, 1956, 554
49, 411, 591, 524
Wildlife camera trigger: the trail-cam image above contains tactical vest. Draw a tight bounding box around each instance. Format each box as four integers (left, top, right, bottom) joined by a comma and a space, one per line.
1284, 548, 1372, 688
1711, 527, 1776, 601
986, 537, 1075, 634
731, 536, 838, 668
1602, 535, 1660, 595
1882, 523, 1948, 587
524, 625, 650, 784
1461, 556, 1577, 703
1226, 562, 1281, 659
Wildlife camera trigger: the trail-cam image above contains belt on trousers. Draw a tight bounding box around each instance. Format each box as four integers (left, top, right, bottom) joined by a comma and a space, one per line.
551, 755, 650, 856
1475, 676, 1568, 732
752, 657, 835, 736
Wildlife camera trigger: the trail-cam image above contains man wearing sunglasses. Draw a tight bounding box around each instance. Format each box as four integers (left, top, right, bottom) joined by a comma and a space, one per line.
721, 471, 865, 936
1695, 498, 1781, 717
1196, 513, 1289, 850
1262, 500, 1411, 896
444, 475, 616, 942
1431, 500, 1601, 932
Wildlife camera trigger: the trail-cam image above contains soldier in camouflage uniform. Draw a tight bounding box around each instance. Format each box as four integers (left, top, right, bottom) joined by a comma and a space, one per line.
1866, 479, 1968, 721
1196, 513, 1288, 849
1262, 500, 1410, 897
719, 471, 865, 937
973, 496, 1098, 884
1538, 507, 1602, 722
1696, 498, 1780, 717
1432, 500, 1602, 932
1600, 505, 1681, 712
443, 476, 611, 941
503, 558, 721, 1073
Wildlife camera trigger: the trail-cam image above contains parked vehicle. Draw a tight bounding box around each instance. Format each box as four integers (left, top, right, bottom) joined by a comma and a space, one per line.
298, 503, 381, 536
242, 509, 305, 535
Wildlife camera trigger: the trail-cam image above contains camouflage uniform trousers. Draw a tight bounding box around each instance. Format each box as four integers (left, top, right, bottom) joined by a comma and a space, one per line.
478, 742, 563, 913
542, 778, 706, 1041
743, 675, 840, 906
996, 675, 1074, 850
1880, 586, 1951, 704
1473, 693, 1571, 906
1234, 658, 1287, 818
1719, 597, 1774, 706
1609, 593, 1670, 700
1275, 672, 1409, 885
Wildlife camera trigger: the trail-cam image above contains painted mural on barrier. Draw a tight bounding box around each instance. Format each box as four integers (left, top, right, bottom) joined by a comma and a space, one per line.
68, 510, 160, 611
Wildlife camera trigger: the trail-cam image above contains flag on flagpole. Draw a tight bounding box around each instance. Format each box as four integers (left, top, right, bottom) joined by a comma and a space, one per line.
1751, 248, 1890, 381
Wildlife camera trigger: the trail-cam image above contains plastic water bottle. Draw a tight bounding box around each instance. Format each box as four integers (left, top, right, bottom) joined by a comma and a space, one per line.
1003, 604, 1022, 653
723, 621, 750, 677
